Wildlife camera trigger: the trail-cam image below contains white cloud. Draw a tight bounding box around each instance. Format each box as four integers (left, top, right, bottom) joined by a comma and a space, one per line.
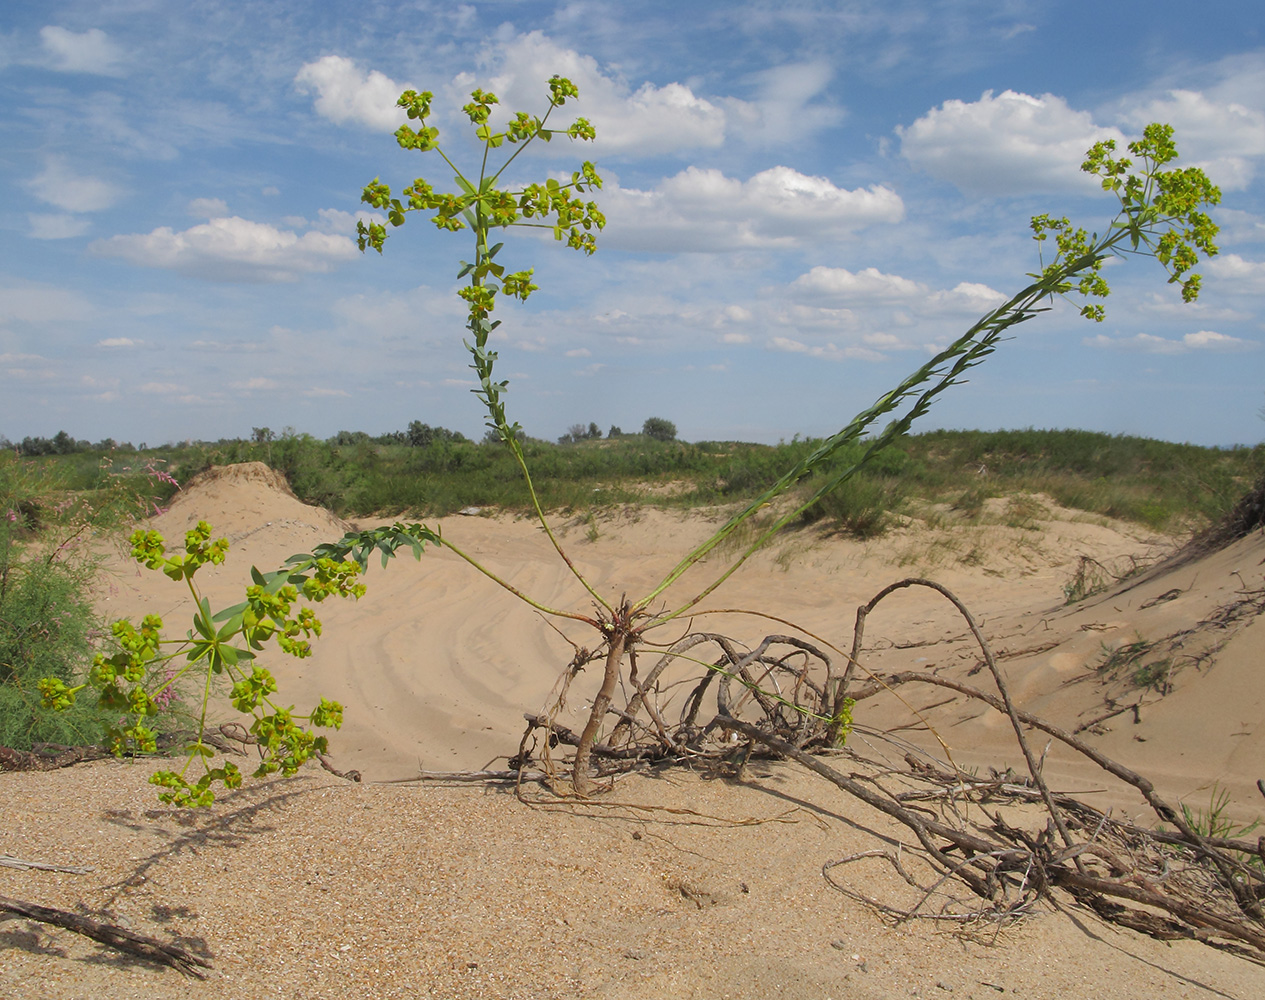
294, 55, 409, 131
232, 377, 280, 391
39, 26, 124, 76
603, 166, 903, 251
188, 198, 229, 218
721, 62, 843, 146
27, 214, 90, 240
767, 335, 883, 363
314, 207, 382, 234
792, 266, 923, 303
899, 90, 1124, 195
97, 337, 141, 348
90, 216, 359, 283
0, 352, 53, 367
1207, 253, 1265, 293
27, 157, 122, 213
1119, 90, 1265, 191
461, 31, 728, 156
303, 387, 350, 398
791, 266, 1006, 314
927, 281, 1010, 314
1084, 330, 1256, 354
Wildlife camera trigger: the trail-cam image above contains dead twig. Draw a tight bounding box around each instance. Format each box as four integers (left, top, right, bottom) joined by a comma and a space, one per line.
0, 894, 211, 978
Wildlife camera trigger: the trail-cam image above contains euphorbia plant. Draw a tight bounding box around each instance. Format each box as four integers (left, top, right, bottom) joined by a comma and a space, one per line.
43, 71, 1219, 802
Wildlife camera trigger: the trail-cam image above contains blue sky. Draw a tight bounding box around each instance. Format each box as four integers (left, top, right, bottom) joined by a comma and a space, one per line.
2, 1, 1263, 448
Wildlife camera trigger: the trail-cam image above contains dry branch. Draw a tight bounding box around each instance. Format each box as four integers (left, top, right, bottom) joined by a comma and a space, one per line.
512, 572, 1265, 961
0, 895, 211, 978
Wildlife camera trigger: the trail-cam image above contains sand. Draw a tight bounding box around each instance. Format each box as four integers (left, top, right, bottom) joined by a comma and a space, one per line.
3, 462, 1264, 998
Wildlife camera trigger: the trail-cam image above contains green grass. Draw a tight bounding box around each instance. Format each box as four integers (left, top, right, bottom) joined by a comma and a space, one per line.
0, 452, 191, 750
23, 427, 1265, 540
1096, 637, 1174, 693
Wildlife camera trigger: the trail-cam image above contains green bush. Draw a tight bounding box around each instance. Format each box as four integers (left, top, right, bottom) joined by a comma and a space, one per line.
642, 417, 677, 442
0, 451, 190, 750
800, 475, 902, 539
0, 560, 115, 749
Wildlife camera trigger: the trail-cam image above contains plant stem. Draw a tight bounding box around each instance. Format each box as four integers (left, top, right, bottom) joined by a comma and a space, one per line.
571, 619, 627, 796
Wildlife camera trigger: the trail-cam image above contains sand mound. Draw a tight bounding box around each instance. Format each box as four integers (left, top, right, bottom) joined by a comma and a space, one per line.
95, 462, 352, 614
160, 461, 351, 541
7, 473, 1265, 997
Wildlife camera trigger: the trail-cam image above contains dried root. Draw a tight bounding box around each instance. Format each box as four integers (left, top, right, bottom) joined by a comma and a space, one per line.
510, 576, 1265, 960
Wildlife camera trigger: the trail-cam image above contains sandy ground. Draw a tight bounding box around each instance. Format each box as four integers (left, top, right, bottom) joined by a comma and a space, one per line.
3, 462, 1264, 998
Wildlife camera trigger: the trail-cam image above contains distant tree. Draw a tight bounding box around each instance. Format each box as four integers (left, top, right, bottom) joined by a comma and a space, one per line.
408, 421, 469, 446
607, 425, 622, 439
251, 427, 275, 444
52, 430, 76, 455
95, 438, 117, 451
560, 422, 604, 444
642, 417, 676, 442
407, 420, 434, 447
19, 436, 53, 456
374, 430, 407, 445
331, 430, 371, 447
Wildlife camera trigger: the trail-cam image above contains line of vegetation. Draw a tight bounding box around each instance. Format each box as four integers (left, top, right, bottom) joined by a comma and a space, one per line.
0, 452, 191, 751
10, 425, 1261, 537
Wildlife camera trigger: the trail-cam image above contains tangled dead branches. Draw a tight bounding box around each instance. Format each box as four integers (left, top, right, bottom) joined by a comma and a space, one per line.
511, 576, 1265, 960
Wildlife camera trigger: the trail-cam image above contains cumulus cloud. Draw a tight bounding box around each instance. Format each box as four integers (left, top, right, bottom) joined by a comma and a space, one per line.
27, 157, 122, 213
97, 337, 141, 348
602, 166, 903, 251
90, 216, 359, 283
27, 214, 90, 240
899, 90, 1124, 196
1084, 330, 1256, 354
296, 36, 835, 158
1207, 254, 1265, 293
1118, 90, 1265, 190
460, 32, 728, 156
792, 266, 922, 303
791, 266, 1006, 314
39, 26, 124, 76
294, 55, 409, 131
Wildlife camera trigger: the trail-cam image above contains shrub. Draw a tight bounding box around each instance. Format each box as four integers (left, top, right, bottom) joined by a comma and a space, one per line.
642, 417, 676, 442
0, 560, 113, 749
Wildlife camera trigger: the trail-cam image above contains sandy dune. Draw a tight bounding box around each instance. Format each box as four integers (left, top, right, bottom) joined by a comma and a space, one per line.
4, 462, 1265, 998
